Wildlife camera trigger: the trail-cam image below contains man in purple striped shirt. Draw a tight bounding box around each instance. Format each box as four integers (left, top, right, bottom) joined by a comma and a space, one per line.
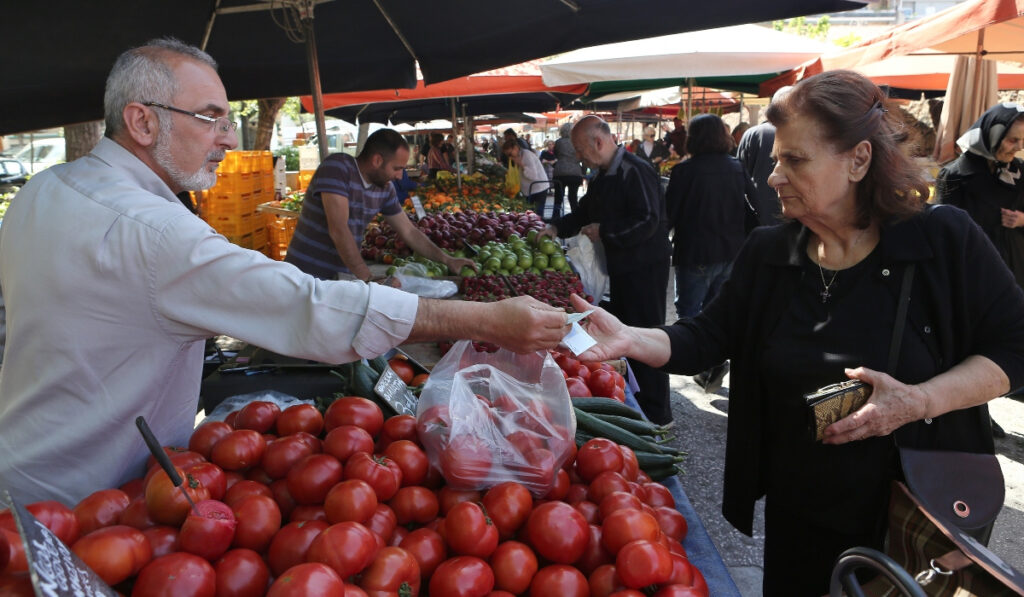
285, 129, 474, 281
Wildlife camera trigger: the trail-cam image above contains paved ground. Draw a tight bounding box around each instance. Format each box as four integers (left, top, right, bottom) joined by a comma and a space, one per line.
660, 357, 1024, 596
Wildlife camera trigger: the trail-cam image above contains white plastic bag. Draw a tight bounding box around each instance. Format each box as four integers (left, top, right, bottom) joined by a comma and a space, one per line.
565, 234, 610, 304
201, 390, 312, 424
416, 340, 576, 496
393, 263, 459, 298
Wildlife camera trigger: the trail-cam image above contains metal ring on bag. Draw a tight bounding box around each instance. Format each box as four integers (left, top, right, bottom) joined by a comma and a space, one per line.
952, 500, 971, 518
914, 559, 955, 586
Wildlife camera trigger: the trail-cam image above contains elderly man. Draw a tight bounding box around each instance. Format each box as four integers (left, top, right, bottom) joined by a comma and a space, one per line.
284, 128, 474, 281
0, 38, 568, 505
736, 86, 792, 226
540, 116, 673, 424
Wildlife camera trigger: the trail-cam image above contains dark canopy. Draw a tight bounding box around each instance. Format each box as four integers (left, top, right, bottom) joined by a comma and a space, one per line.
327, 92, 582, 124
2, 0, 864, 134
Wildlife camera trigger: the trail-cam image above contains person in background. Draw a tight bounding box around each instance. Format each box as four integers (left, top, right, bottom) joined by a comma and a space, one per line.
635, 125, 669, 169
665, 117, 688, 157
553, 122, 585, 214
729, 122, 750, 156
539, 115, 673, 424
627, 138, 641, 154
504, 139, 553, 220
426, 132, 453, 179
0, 37, 570, 506
566, 70, 1024, 595
936, 102, 1024, 434
443, 133, 457, 166
539, 140, 557, 182
500, 128, 531, 168
392, 167, 419, 205
737, 86, 792, 226
285, 129, 472, 281
666, 113, 757, 392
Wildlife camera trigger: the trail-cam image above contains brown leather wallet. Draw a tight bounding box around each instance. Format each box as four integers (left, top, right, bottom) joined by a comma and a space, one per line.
805, 380, 872, 441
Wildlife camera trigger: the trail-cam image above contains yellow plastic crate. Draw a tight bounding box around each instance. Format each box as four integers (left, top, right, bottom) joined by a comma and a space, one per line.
252, 226, 268, 250
201, 193, 256, 217
212, 172, 255, 196
206, 212, 255, 236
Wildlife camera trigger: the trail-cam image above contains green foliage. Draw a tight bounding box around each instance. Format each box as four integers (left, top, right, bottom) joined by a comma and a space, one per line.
833, 31, 863, 47
274, 146, 300, 170
773, 15, 831, 41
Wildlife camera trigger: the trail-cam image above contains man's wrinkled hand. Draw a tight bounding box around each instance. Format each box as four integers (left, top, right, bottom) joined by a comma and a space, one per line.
487, 296, 568, 353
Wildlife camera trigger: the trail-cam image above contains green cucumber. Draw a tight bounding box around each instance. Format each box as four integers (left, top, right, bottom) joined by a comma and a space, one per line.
632, 450, 685, 469
571, 397, 645, 419
590, 413, 670, 437
368, 355, 390, 376
644, 465, 684, 481
573, 407, 680, 455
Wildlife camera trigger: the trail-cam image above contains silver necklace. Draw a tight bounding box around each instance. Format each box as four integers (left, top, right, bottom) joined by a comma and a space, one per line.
817, 262, 839, 303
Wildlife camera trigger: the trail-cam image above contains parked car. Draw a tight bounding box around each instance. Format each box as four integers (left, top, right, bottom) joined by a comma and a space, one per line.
10, 137, 65, 173
0, 157, 29, 192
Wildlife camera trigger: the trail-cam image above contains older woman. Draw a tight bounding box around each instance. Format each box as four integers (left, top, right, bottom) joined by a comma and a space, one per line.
553, 122, 585, 214
937, 103, 1024, 287
568, 70, 1024, 595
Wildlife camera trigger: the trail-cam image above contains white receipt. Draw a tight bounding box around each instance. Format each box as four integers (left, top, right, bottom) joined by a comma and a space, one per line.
561, 322, 597, 355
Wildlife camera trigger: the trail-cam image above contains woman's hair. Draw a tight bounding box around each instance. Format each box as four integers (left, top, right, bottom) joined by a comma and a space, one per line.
104, 38, 218, 139
685, 114, 733, 156
559, 122, 573, 138
502, 138, 520, 153
766, 70, 928, 226
643, 126, 657, 138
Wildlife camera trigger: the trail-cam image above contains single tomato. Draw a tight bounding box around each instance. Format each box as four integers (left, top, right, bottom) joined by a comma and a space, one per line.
275, 403, 324, 437
399, 528, 447, 580
482, 482, 533, 540
322, 425, 375, 463
306, 521, 378, 579
73, 488, 130, 535
71, 525, 152, 586
210, 429, 266, 472
489, 540, 538, 595
214, 548, 270, 597
323, 478, 378, 524
429, 556, 494, 597
267, 519, 330, 577
528, 564, 589, 597
189, 422, 233, 460
615, 539, 673, 589
344, 452, 402, 501
324, 396, 384, 437
233, 400, 281, 433
230, 495, 281, 552
267, 563, 344, 597
131, 552, 216, 597
445, 501, 498, 558
357, 545, 421, 595
144, 468, 210, 527
179, 500, 236, 561
524, 501, 589, 564
286, 453, 343, 505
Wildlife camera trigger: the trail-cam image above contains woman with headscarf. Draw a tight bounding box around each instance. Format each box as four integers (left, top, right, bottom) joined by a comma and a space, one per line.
937, 103, 1024, 287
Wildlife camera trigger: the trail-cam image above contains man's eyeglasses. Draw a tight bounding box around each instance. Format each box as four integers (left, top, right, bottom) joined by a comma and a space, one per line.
142, 101, 237, 135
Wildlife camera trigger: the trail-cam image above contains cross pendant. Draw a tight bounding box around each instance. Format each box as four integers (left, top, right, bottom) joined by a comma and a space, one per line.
820, 288, 831, 303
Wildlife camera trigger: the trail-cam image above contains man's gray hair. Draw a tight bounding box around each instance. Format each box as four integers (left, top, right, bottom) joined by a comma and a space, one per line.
559, 122, 573, 138
104, 38, 218, 138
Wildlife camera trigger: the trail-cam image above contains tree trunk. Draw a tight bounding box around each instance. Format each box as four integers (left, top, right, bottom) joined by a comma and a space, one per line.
64, 121, 103, 162
254, 98, 286, 151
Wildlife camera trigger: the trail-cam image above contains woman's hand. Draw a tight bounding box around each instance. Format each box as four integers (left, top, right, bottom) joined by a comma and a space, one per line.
1001, 208, 1024, 229
569, 294, 631, 362
821, 366, 929, 444
581, 223, 600, 242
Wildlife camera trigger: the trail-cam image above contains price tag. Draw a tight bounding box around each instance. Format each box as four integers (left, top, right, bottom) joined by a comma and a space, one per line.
374, 366, 419, 416
410, 195, 426, 221
297, 146, 321, 171
3, 490, 117, 596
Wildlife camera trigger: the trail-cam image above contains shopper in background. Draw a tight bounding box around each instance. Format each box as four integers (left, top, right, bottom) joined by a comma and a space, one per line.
665, 117, 687, 156
553, 122, 585, 214
539, 140, 557, 182
568, 70, 1024, 595
737, 86, 792, 225
540, 115, 673, 424
666, 113, 757, 393
635, 125, 670, 169
0, 37, 570, 506
504, 138, 553, 220
426, 132, 453, 179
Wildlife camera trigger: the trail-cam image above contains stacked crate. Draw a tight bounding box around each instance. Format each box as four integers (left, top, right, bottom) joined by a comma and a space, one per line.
265, 214, 297, 261
199, 150, 274, 253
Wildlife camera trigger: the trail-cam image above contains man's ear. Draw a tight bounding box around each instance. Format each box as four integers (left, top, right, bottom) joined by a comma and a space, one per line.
849, 140, 872, 182
372, 154, 384, 168
123, 103, 159, 147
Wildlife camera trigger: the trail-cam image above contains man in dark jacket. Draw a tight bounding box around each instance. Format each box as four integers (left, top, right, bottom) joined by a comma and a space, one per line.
540, 115, 673, 423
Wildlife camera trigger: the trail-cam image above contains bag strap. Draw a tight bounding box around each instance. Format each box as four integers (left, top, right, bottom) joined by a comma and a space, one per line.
887, 263, 915, 374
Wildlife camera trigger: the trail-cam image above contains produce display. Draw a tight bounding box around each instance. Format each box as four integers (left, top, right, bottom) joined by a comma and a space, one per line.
360, 210, 546, 265
460, 271, 589, 308
0, 355, 705, 596
409, 172, 531, 214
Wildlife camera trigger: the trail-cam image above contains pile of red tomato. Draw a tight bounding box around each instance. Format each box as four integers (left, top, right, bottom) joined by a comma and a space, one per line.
0, 395, 708, 597
552, 351, 628, 402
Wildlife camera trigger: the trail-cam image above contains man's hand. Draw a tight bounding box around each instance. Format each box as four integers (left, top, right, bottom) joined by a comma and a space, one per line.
485, 296, 570, 353
821, 367, 929, 445
444, 256, 477, 276
581, 223, 600, 242
537, 224, 559, 241
1001, 208, 1024, 229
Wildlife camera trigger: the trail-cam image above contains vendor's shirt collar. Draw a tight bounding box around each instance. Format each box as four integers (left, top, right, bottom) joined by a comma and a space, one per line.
604, 145, 627, 176
357, 164, 375, 190
94, 137, 183, 205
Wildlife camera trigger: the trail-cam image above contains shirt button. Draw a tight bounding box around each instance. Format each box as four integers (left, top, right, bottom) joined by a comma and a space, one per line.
882, 268, 891, 276
924, 418, 933, 424
924, 326, 932, 333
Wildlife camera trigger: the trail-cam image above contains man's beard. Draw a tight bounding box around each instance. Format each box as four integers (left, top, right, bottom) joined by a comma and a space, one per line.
152, 118, 224, 191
